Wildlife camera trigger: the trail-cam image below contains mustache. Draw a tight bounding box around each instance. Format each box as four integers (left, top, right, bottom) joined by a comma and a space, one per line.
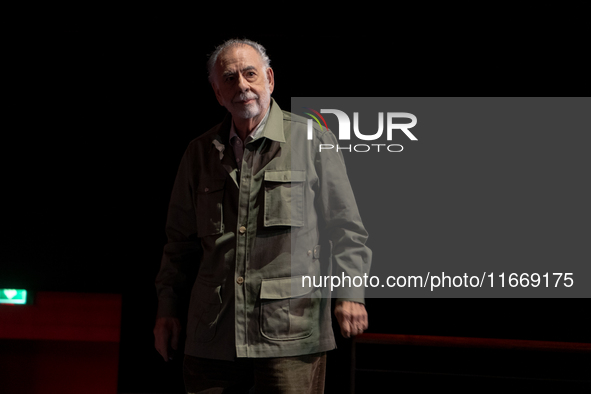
233, 92, 259, 103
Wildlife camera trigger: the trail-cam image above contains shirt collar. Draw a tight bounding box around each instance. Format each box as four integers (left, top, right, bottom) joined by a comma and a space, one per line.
212, 98, 286, 156
229, 103, 271, 145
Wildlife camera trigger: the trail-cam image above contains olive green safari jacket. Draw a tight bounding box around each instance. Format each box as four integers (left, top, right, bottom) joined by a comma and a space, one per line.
156, 99, 371, 360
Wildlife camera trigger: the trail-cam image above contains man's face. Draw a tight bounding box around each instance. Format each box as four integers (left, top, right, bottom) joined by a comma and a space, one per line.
211, 45, 275, 120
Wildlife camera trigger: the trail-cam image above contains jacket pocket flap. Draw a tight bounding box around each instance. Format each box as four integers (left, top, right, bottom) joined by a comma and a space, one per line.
264, 170, 305, 183
197, 178, 226, 194
260, 276, 312, 299
213, 285, 222, 304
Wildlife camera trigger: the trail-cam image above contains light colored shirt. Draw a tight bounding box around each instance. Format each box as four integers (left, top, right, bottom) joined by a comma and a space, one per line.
229, 106, 270, 167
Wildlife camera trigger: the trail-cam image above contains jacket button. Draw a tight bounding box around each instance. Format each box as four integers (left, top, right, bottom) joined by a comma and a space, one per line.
204, 187, 209, 192
239, 226, 246, 234
236, 277, 244, 285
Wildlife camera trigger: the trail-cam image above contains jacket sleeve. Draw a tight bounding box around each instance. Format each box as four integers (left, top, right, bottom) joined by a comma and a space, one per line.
155, 147, 202, 318
314, 130, 372, 303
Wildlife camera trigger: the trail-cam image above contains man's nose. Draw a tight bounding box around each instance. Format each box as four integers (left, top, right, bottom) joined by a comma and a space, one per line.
237, 74, 249, 92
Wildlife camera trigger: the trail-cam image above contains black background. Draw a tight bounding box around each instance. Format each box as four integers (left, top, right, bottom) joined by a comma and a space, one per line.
1, 13, 589, 393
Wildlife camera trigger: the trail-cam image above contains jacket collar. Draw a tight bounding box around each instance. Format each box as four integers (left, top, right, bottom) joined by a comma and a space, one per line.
253, 98, 285, 143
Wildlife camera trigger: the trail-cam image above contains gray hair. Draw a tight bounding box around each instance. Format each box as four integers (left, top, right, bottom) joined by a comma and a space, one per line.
207, 38, 271, 84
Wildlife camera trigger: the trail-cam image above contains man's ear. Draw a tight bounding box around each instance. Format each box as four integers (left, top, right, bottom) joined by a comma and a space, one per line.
266, 67, 275, 94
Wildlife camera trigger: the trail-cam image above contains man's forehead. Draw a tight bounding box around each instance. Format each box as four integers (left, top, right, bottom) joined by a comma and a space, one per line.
216, 45, 263, 70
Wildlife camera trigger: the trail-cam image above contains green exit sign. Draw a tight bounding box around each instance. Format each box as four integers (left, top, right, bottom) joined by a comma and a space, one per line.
0, 289, 28, 304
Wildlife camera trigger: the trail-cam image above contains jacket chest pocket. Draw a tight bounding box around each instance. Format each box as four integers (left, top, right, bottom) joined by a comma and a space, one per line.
195, 178, 225, 237
263, 170, 305, 227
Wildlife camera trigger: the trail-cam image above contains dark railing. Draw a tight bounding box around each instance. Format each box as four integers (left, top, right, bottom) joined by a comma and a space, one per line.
351, 333, 591, 392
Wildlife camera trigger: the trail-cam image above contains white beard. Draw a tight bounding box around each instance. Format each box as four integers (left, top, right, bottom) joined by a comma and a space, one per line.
226, 80, 271, 120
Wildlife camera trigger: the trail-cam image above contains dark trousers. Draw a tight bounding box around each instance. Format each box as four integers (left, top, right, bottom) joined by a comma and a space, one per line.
183, 352, 327, 394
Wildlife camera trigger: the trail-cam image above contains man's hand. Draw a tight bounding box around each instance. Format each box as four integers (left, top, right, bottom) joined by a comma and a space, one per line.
154, 317, 181, 362
334, 301, 368, 338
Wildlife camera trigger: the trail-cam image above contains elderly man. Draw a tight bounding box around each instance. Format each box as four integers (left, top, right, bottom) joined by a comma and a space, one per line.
154, 38, 371, 393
